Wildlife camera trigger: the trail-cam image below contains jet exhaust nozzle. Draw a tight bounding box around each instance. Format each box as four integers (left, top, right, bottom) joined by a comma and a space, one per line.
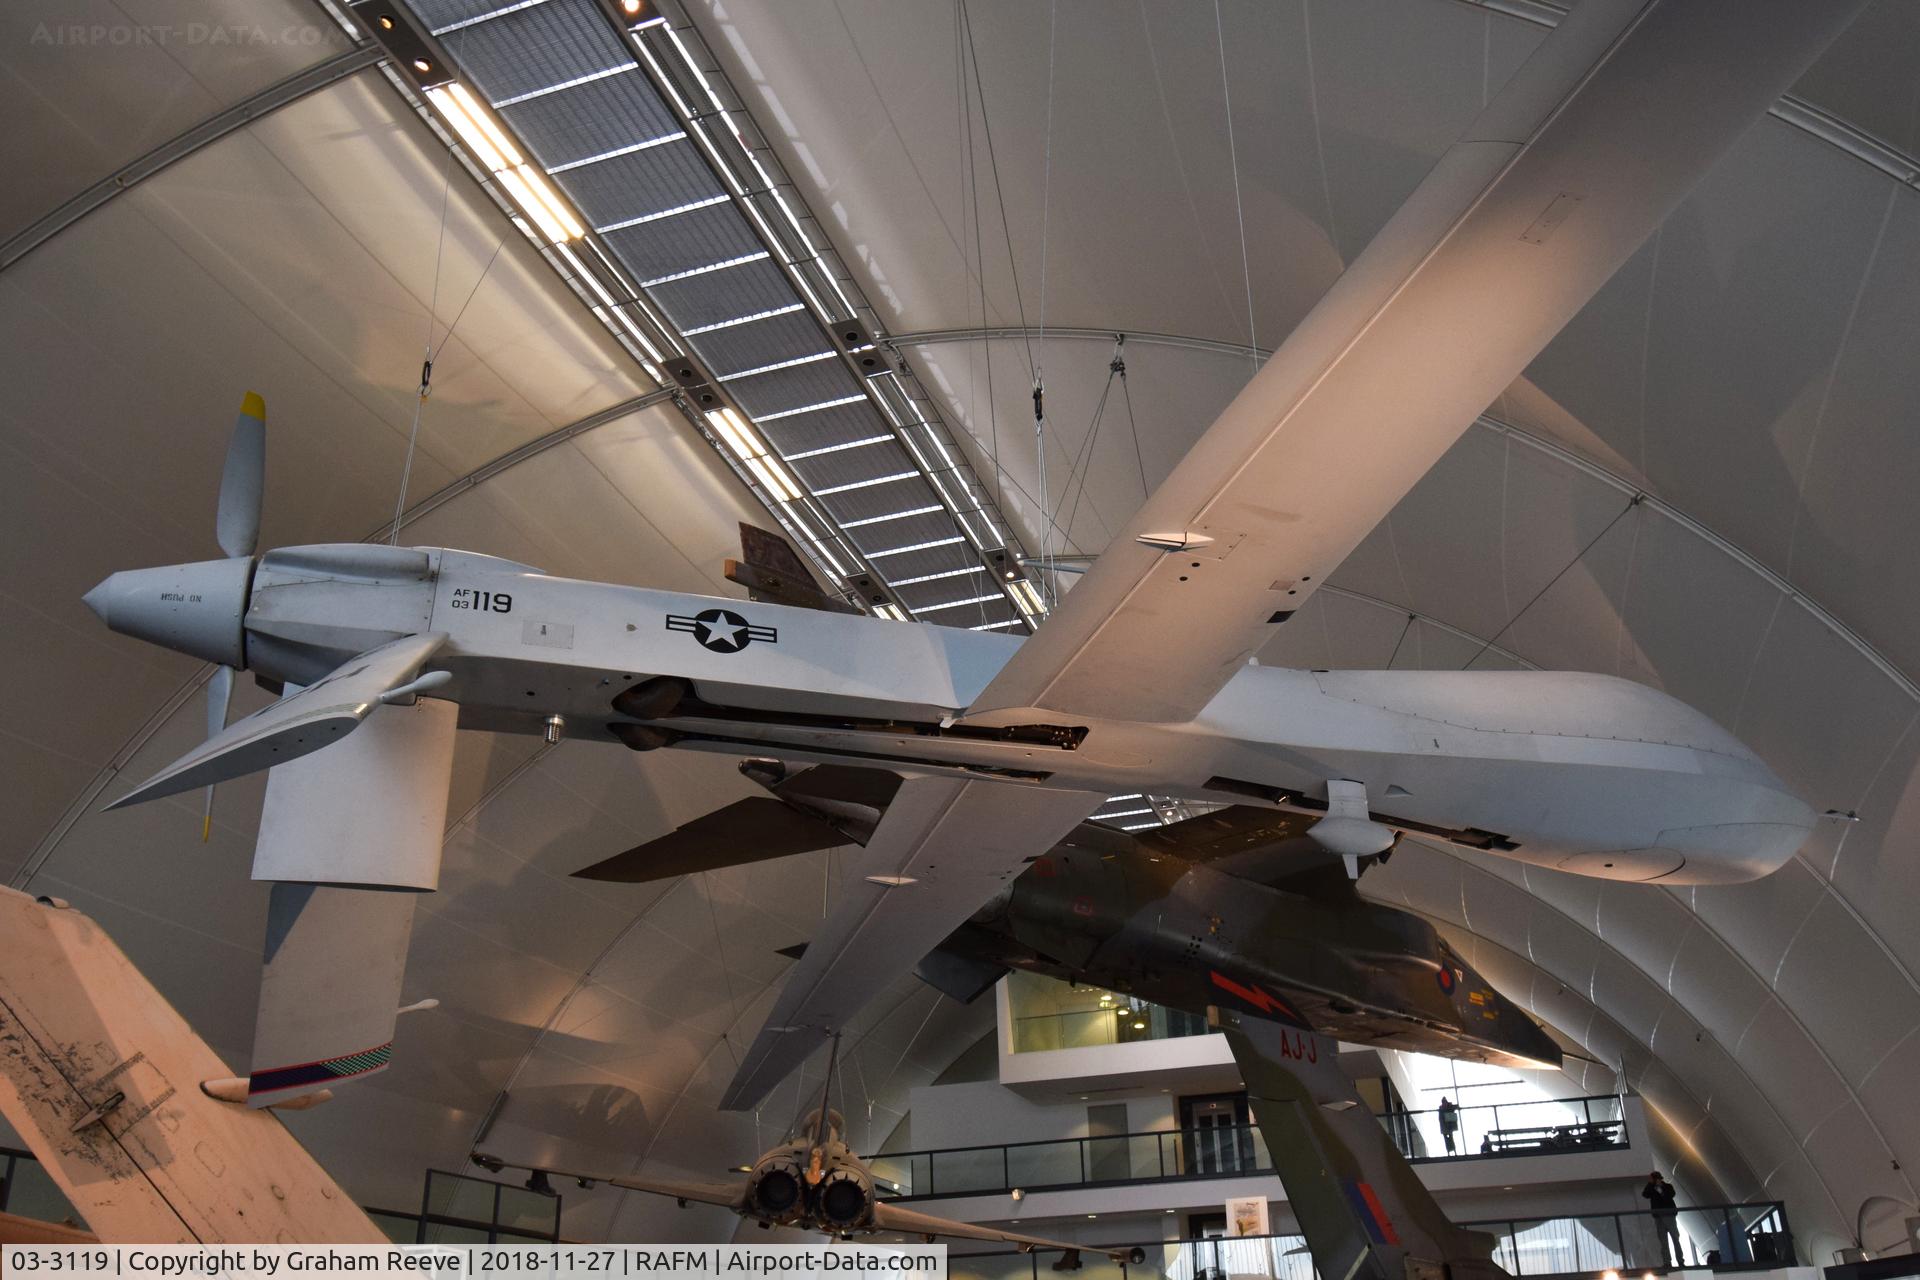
744, 1157, 808, 1226
813, 1166, 872, 1230
84, 557, 251, 669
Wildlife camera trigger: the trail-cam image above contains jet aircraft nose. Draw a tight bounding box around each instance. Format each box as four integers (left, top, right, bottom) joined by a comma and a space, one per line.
81, 557, 253, 669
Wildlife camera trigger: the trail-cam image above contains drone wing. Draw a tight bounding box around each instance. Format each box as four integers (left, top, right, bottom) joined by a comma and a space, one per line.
967, 0, 1863, 728
717, 0, 1862, 1115
720, 777, 1102, 1109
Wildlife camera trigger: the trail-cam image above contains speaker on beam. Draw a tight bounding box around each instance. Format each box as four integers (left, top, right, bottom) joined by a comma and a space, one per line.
848, 572, 901, 614
350, 3, 453, 89
835, 321, 889, 378
667, 354, 723, 411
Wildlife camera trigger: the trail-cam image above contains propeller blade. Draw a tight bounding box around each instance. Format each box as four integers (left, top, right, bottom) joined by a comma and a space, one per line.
216, 392, 265, 559
201, 666, 233, 842
207, 665, 233, 740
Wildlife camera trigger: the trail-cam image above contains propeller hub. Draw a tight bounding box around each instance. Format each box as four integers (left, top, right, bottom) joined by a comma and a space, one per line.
84, 557, 252, 668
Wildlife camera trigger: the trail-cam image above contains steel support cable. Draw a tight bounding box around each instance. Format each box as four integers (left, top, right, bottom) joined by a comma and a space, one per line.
958, 1, 1005, 523
1212, 0, 1261, 379
1460, 493, 1645, 670
1056, 346, 1125, 549
1115, 336, 1150, 498
1034, 0, 1059, 599
958, 0, 1037, 384
1385, 610, 1418, 669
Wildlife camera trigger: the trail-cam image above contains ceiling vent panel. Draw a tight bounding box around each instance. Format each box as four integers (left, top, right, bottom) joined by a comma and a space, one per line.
498, 73, 681, 170
721, 359, 860, 420
696, 312, 834, 377
600, 203, 761, 282
440, 1, 629, 107
646, 258, 795, 331
550, 139, 724, 229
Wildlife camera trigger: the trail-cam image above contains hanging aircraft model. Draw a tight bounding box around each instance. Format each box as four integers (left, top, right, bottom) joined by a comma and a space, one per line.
473, 1043, 1144, 1269
577, 765, 1555, 1280
578, 760, 1563, 1073
81, 0, 1857, 1128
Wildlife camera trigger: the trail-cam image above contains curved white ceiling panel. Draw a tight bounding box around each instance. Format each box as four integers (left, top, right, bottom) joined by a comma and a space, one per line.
0, 0, 355, 242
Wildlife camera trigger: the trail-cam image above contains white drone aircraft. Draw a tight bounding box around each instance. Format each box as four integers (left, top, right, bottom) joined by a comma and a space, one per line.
84, 0, 1857, 1111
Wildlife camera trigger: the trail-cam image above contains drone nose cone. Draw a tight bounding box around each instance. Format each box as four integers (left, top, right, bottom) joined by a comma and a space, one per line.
80, 557, 252, 668
82, 576, 114, 624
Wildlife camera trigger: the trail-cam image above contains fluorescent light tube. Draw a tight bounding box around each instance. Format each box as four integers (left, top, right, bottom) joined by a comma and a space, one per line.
515, 165, 584, 240
496, 166, 568, 243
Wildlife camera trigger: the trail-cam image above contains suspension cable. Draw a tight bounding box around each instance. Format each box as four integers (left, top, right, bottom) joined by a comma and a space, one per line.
1213, 0, 1260, 379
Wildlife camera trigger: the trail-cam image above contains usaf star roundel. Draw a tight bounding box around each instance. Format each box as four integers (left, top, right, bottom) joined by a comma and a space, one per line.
666, 608, 778, 654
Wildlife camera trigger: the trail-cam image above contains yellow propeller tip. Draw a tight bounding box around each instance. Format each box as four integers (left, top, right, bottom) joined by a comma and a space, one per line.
201, 814, 212, 843
240, 391, 265, 420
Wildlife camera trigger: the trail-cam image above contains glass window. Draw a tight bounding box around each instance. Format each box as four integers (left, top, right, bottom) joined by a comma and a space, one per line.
1005, 972, 1211, 1053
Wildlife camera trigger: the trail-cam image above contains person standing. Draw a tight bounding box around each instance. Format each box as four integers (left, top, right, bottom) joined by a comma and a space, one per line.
1438, 1096, 1460, 1155
1643, 1170, 1683, 1267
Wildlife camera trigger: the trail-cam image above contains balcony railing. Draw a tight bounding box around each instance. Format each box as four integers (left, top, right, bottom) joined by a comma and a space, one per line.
944, 1203, 1794, 1280
1383, 1093, 1628, 1161
868, 1096, 1627, 1200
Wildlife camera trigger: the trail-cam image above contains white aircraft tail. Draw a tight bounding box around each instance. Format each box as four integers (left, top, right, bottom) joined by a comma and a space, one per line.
0, 888, 383, 1242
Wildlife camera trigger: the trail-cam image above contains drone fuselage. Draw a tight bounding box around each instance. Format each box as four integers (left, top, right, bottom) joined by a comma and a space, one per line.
90, 544, 1814, 885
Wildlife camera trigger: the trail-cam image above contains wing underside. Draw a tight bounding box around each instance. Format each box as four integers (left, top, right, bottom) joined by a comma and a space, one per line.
966, 0, 1865, 727
721, 778, 1103, 1109
872, 1200, 1123, 1262
473, 1156, 745, 1213
106, 631, 447, 809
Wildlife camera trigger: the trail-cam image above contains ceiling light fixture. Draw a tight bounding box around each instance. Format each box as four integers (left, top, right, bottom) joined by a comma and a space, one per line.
704, 407, 800, 501
496, 166, 566, 242
515, 165, 584, 239
425, 83, 587, 245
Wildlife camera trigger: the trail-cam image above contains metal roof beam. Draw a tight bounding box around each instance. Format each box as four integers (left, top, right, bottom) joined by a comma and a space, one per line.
0, 43, 385, 273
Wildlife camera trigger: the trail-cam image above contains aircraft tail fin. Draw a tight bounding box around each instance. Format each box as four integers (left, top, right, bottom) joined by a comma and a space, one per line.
247, 884, 417, 1107
726, 522, 857, 614
1210, 1004, 1505, 1280
243, 691, 459, 1105
0, 888, 384, 1242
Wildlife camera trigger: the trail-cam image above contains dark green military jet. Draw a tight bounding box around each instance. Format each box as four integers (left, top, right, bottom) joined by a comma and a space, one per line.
576, 760, 1562, 1280
579, 760, 1558, 1073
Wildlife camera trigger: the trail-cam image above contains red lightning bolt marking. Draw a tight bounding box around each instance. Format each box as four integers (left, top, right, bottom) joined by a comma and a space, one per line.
1209, 971, 1307, 1027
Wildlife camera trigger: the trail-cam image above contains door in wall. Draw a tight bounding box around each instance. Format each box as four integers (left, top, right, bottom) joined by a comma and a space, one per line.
1181, 1092, 1255, 1174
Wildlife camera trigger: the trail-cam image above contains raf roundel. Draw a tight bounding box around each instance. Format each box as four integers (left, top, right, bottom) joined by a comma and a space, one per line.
666, 608, 778, 654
